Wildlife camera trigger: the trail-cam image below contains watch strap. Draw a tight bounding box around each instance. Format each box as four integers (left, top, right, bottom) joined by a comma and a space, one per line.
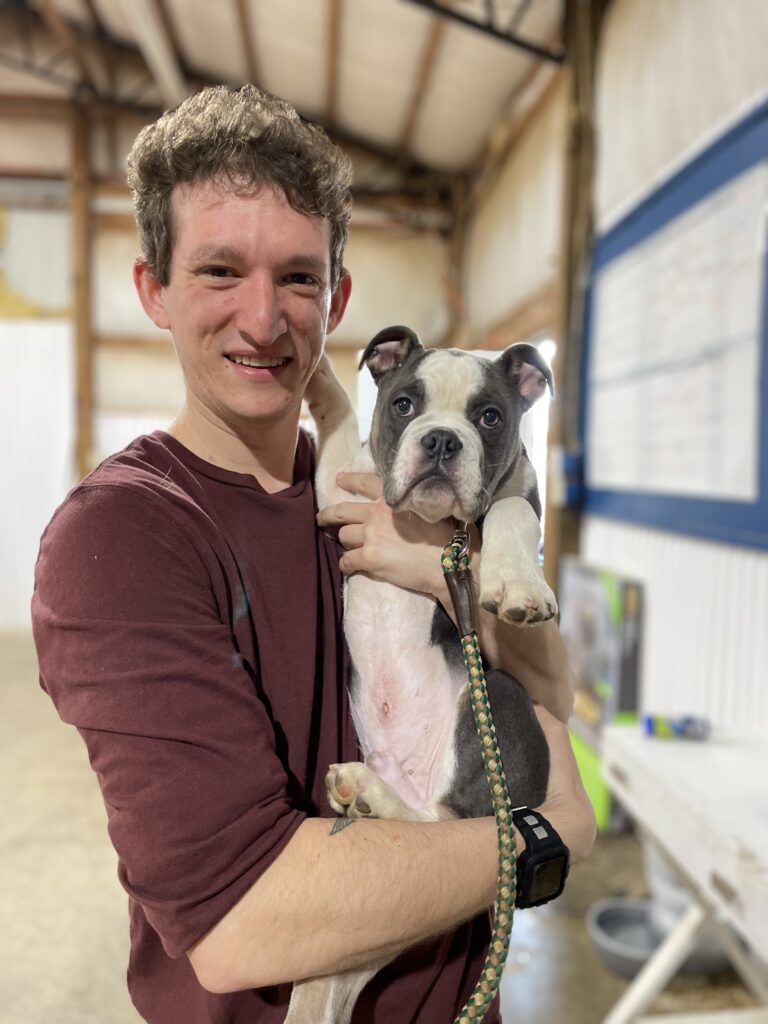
512, 806, 570, 908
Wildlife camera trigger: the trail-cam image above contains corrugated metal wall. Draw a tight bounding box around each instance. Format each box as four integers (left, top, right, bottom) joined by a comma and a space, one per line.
1, 320, 75, 630
581, 515, 768, 733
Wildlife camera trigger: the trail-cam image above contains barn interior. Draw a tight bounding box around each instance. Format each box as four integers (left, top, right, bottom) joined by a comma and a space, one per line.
2, 2, 768, 1023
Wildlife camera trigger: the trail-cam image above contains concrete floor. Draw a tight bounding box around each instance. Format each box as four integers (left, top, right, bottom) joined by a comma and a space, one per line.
1, 631, 758, 1024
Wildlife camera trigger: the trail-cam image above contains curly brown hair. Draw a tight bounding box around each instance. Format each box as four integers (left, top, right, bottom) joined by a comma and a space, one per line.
126, 85, 353, 288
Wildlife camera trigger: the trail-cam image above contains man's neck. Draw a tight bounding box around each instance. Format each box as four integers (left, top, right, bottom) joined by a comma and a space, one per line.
168, 404, 300, 494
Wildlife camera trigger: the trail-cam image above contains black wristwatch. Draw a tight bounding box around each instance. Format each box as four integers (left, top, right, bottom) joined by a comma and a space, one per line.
511, 806, 570, 908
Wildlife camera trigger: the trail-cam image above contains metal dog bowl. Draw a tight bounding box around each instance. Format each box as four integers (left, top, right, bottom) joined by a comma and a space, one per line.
587, 898, 659, 978
586, 898, 730, 979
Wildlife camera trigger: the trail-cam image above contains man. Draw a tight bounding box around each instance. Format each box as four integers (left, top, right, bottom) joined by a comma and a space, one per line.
32, 85, 594, 1023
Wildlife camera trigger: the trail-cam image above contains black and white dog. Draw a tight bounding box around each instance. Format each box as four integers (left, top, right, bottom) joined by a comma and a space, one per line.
286, 326, 556, 1024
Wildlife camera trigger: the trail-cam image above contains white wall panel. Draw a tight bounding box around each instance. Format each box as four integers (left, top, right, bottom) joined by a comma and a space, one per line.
595, 0, 768, 231
334, 228, 450, 346
463, 82, 565, 334
94, 345, 185, 414
581, 515, 768, 735
0, 320, 75, 631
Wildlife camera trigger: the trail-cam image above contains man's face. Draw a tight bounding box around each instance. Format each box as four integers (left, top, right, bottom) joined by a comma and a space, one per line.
138, 180, 349, 430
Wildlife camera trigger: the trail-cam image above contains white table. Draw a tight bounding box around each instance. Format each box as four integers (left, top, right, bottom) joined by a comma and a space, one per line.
600, 724, 768, 1024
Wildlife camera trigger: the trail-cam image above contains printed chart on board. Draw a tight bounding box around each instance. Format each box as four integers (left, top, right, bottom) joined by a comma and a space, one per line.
587, 160, 768, 502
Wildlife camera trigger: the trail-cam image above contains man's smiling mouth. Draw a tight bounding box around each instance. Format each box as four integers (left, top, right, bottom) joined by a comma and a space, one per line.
225, 354, 290, 368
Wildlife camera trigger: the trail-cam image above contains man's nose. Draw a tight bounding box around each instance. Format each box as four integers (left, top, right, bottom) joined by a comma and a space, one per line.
235, 273, 288, 345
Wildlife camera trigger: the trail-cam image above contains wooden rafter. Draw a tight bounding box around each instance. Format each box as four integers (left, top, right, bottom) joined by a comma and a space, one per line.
326, 0, 342, 124
470, 26, 564, 200
399, 15, 445, 154
36, 0, 100, 95
120, 0, 187, 109
154, 0, 186, 78
234, 0, 259, 83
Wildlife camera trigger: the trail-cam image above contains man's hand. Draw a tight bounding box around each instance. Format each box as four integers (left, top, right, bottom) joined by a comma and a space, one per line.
534, 703, 596, 862
316, 471, 453, 596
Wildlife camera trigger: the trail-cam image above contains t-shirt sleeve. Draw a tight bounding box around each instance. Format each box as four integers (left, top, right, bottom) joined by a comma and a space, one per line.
31, 483, 305, 958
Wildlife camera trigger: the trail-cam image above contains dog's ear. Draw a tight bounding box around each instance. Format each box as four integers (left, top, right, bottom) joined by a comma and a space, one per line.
498, 343, 554, 410
359, 326, 423, 383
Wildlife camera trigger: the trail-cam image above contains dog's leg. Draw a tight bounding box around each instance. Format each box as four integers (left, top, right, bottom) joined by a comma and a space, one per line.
478, 496, 557, 624
286, 965, 389, 1024
326, 762, 436, 822
305, 354, 369, 509
284, 762, 433, 1023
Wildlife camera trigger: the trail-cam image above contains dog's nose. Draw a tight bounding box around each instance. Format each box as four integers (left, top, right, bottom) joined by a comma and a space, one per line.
421, 429, 463, 462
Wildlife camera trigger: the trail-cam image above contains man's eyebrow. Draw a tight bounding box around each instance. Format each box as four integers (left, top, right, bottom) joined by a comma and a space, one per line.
281, 254, 330, 277
189, 244, 243, 264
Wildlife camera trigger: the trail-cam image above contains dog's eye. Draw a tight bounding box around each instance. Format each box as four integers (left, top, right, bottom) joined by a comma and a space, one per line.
393, 396, 414, 417
480, 408, 502, 429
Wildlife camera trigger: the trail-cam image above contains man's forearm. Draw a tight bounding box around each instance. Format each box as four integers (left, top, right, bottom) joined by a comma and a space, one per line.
188, 814, 503, 993
188, 763, 594, 996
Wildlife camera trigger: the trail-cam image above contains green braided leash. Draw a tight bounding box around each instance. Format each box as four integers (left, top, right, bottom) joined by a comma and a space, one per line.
441, 529, 516, 1024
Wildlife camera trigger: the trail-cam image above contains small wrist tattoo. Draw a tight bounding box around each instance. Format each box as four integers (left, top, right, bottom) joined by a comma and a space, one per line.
330, 817, 355, 836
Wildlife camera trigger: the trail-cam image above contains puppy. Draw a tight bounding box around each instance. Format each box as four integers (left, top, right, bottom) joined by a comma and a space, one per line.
286, 326, 556, 1024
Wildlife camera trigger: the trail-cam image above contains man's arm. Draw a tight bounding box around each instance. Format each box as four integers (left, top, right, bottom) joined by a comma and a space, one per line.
188, 705, 595, 993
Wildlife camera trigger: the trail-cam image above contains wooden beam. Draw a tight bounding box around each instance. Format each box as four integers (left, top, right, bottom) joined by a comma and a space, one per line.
96, 334, 175, 355
542, 0, 610, 592
470, 63, 563, 210
326, 0, 343, 124
70, 103, 94, 479
0, 95, 71, 120
234, 0, 259, 83
399, 15, 446, 153
37, 0, 100, 95
92, 211, 137, 232
477, 280, 559, 349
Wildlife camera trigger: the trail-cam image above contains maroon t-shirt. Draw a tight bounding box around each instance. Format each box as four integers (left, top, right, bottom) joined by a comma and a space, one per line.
32, 431, 499, 1024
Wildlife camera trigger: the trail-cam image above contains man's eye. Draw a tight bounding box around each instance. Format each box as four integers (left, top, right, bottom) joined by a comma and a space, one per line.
480, 408, 502, 429
393, 396, 414, 417
203, 266, 234, 278
286, 272, 320, 288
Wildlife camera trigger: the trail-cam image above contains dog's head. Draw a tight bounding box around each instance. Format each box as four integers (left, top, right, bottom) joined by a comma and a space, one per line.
360, 326, 554, 524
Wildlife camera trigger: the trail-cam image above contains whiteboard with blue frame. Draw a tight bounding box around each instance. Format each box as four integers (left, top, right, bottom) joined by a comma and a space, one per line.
583, 100, 768, 550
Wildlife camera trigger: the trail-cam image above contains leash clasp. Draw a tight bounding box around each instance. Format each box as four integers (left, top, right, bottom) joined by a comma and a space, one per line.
442, 522, 475, 639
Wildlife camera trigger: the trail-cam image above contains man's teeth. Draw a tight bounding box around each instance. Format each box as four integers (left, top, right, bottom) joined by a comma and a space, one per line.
228, 355, 288, 367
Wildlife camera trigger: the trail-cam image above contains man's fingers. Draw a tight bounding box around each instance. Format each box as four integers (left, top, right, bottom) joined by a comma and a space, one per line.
317, 501, 370, 526
337, 471, 383, 500
338, 524, 365, 550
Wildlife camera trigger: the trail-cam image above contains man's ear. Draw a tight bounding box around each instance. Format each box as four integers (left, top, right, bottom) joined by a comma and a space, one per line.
498, 342, 554, 410
326, 270, 352, 335
359, 326, 423, 384
133, 257, 171, 330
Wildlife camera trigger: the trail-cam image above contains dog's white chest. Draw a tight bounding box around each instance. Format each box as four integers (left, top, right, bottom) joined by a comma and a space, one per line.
344, 576, 464, 809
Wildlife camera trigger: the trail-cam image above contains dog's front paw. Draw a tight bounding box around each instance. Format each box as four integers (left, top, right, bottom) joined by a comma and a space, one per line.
479, 570, 558, 625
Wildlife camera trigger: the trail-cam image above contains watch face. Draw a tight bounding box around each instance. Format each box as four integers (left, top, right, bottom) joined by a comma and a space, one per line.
529, 855, 568, 903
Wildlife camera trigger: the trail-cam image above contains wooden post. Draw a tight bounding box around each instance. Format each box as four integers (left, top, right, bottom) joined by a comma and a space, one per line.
542, 0, 609, 590
70, 102, 94, 480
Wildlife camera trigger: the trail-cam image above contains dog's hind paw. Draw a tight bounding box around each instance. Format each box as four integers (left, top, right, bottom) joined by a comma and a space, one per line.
325, 762, 423, 821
